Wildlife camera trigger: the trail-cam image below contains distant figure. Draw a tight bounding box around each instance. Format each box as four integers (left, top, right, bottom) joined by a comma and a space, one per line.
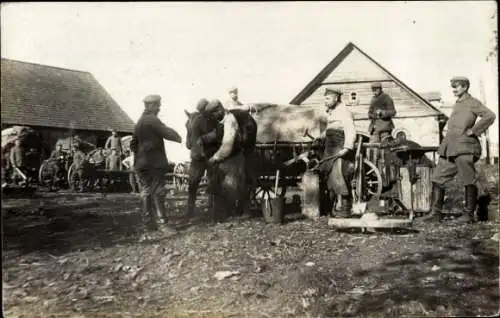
9, 139, 25, 185
106, 148, 119, 171
131, 94, 182, 233
49, 144, 65, 189
225, 86, 244, 110
368, 82, 396, 162
423, 76, 496, 223
71, 144, 87, 192
105, 129, 122, 168
122, 150, 140, 194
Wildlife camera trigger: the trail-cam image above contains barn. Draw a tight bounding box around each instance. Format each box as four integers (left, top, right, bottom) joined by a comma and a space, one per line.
1, 58, 135, 158
290, 42, 448, 147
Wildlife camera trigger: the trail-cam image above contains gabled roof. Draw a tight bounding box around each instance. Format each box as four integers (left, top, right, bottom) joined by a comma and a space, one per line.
1, 58, 135, 133
289, 42, 447, 118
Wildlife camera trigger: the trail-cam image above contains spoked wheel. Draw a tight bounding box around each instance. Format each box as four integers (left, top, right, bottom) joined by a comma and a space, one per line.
354, 159, 383, 201
249, 180, 287, 209
38, 160, 52, 187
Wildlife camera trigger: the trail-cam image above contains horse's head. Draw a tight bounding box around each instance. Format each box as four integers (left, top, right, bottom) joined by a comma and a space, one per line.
184, 109, 216, 161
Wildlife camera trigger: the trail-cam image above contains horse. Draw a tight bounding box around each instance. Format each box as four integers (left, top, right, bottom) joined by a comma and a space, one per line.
184, 108, 257, 220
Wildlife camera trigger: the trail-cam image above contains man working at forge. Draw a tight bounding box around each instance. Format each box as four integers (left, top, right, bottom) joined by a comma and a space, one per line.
319, 87, 357, 218
423, 76, 496, 223
131, 94, 182, 233
367, 82, 396, 163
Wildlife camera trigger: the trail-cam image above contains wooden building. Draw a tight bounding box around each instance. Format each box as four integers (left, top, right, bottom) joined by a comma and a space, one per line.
290, 42, 448, 147
1, 58, 135, 158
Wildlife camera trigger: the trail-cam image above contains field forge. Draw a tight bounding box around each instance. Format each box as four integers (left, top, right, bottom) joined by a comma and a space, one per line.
2, 164, 499, 317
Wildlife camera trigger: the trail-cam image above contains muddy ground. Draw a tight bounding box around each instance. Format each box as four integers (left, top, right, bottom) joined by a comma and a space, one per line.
2, 167, 499, 317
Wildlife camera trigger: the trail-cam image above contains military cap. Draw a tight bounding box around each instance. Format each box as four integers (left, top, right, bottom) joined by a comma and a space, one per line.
229, 86, 238, 93
324, 87, 342, 96
371, 82, 382, 89
205, 99, 224, 112
450, 76, 470, 85
196, 98, 210, 112
143, 94, 161, 103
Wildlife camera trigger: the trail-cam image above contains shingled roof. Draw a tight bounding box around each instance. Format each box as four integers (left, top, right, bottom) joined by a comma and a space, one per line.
1, 58, 135, 133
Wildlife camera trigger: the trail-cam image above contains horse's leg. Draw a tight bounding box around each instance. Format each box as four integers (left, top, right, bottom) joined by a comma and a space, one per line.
187, 160, 206, 217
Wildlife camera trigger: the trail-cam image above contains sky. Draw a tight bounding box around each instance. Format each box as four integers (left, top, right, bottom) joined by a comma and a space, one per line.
1, 1, 498, 161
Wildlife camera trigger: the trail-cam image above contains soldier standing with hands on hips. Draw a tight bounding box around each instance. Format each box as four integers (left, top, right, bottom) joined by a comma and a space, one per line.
131, 94, 182, 235
423, 76, 496, 223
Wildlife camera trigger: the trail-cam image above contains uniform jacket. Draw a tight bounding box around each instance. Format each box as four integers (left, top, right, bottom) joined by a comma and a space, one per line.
325, 102, 356, 150
9, 145, 24, 167
131, 110, 182, 172
368, 92, 396, 134
438, 92, 496, 158
105, 135, 122, 153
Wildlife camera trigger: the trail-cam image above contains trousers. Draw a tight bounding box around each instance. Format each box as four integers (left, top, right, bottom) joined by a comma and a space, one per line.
431, 154, 477, 186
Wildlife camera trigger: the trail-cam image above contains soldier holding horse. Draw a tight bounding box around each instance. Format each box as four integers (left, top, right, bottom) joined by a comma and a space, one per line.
184, 99, 257, 220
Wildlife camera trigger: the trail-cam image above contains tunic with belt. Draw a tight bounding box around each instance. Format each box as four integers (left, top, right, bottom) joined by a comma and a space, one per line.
105, 136, 122, 154
438, 92, 495, 159
368, 92, 396, 134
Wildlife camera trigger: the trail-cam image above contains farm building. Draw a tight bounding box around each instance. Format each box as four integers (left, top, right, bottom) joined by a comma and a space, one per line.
290, 42, 448, 147
1, 58, 135, 158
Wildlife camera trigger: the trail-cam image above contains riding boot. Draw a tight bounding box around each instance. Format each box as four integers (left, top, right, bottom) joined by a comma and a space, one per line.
186, 196, 196, 217
153, 194, 168, 224
141, 196, 157, 231
421, 183, 444, 222
457, 184, 477, 224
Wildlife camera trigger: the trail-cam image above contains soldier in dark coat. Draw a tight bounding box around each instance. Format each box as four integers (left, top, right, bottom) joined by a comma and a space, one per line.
423, 76, 496, 223
71, 144, 87, 192
131, 94, 182, 232
367, 82, 397, 162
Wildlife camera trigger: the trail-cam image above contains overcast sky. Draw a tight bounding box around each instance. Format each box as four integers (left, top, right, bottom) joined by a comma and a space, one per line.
1, 1, 497, 161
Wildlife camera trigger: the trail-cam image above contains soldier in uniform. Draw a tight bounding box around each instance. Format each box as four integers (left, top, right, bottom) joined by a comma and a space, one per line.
367, 82, 396, 162
225, 87, 245, 110
49, 144, 65, 189
131, 94, 182, 233
424, 76, 496, 223
71, 143, 87, 192
105, 129, 122, 169
319, 88, 357, 217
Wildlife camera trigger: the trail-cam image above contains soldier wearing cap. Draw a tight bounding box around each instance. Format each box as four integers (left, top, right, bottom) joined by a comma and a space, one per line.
423, 76, 496, 223
131, 94, 182, 233
367, 82, 396, 162
105, 129, 123, 168
319, 87, 357, 217
225, 86, 245, 110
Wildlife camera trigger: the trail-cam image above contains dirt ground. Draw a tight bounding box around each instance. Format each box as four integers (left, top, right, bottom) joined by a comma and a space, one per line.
2, 172, 499, 317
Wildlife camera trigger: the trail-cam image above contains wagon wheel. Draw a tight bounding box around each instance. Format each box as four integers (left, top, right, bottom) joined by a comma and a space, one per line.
353, 159, 383, 201
38, 160, 52, 186
249, 179, 287, 209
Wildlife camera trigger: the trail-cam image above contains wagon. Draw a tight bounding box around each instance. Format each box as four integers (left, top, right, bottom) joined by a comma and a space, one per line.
2, 126, 42, 189
247, 103, 437, 228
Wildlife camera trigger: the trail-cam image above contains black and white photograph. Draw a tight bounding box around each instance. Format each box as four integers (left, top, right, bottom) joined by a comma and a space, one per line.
1, 1, 498, 317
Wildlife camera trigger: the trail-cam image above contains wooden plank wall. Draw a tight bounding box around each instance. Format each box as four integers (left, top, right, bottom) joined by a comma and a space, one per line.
301, 81, 440, 119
